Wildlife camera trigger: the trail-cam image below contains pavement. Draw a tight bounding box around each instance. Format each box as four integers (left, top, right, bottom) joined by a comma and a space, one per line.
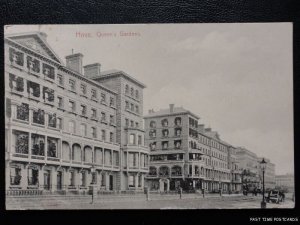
6, 193, 295, 210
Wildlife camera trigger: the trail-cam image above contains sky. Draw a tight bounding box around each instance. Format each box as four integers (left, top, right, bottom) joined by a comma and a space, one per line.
5, 23, 293, 175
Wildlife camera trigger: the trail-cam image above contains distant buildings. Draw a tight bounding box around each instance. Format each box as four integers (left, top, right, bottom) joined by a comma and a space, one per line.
275, 173, 294, 192
144, 104, 242, 192
257, 157, 275, 190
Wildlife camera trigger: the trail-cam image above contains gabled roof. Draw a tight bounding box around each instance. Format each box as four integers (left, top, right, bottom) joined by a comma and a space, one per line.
90, 69, 146, 88
144, 106, 200, 119
5, 31, 63, 64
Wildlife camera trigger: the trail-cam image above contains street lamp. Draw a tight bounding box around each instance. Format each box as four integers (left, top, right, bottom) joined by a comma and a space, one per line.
260, 158, 267, 208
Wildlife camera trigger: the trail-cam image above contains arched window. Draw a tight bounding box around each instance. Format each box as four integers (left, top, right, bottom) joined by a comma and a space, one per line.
84, 146, 93, 163
72, 143, 81, 162
62, 141, 70, 160
174, 117, 181, 126
150, 121, 156, 128
161, 119, 168, 127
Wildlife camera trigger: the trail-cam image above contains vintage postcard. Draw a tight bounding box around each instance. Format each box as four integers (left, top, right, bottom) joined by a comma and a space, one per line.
4, 24, 294, 210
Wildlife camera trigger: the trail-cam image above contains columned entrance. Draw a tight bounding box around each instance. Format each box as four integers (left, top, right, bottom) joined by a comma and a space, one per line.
159, 178, 170, 192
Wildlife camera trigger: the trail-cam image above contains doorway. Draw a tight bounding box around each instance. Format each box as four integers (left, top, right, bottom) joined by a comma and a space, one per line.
57, 171, 62, 190
44, 171, 50, 190
109, 175, 113, 190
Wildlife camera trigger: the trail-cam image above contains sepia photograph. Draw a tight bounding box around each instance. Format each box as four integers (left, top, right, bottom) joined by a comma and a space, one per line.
4, 23, 294, 210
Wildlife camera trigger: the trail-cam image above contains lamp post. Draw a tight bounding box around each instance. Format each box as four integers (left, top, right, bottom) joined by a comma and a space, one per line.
260, 158, 267, 208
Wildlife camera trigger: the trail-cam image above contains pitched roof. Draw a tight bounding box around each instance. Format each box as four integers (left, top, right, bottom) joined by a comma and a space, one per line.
90, 69, 146, 88
5, 31, 63, 64
144, 106, 200, 119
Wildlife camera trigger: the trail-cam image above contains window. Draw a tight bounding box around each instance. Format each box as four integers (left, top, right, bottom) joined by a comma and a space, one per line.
135, 90, 139, 99
110, 97, 114, 107
125, 84, 129, 94
129, 134, 135, 144
80, 124, 87, 136
101, 112, 106, 122
48, 113, 57, 128
80, 105, 86, 116
57, 96, 63, 108
174, 140, 181, 149
135, 105, 139, 114
149, 129, 156, 138
110, 132, 114, 142
101, 173, 105, 186
128, 175, 135, 187
161, 119, 168, 127
27, 81, 40, 98
138, 135, 142, 145
130, 120, 134, 127
43, 64, 55, 79
175, 128, 181, 137
101, 93, 106, 103
47, 137, 57, 157
150, 121, 156, 128
130, 103, 134, 111
69, 121, 75, 133
91, 127, 96, 138
9, 48, 24, 66
135, 122, 139, 128
125, 101, 129, 110
91, 108, 97, 118
125, 118, 129, 127
32, 109, 45, 125
80, 84, 87, 95
16, 103, 29, 121
43, 87, 54, 102
91, 89, 97, 99
9, 74, 24, 92
69, 100, 75, 112
101, 130, 106, 141
28, 168, 39, 186
10, 167, 21, 185
57, 74, 64, 86
31, 134, 45, 156
162, 141, 168, 150
130, 87, 134, 96
69, 79, 75, 91
150, 142, 156, 151
162, 129, 169, 137
110, 115, 114, 124
13, 131, 29, 154
57, 118, 62, 129
175, 117, 181, 126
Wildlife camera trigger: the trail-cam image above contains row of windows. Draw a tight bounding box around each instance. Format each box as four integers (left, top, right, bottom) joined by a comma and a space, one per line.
125, 118, 139, 129
12, 103, 115, 142
125, 100, 140, 114
149, 140, 182, 150
149, 128, 182, 138
149, 117, 182, 128
125, 84, 139, 100
9, 48, 116, 108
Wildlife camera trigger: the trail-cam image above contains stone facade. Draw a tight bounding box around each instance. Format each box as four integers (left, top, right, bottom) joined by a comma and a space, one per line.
144, 104, 242, 193
5, 31, 149, 194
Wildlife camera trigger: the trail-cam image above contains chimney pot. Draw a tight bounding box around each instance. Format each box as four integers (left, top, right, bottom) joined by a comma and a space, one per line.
65, 53, 84, 74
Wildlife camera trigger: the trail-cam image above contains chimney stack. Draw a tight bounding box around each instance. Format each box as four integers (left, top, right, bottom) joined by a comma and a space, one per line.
205, 128, 212, 132
65, 53, 84, 74
169, 104, 174, 113
84, 63, 101, 78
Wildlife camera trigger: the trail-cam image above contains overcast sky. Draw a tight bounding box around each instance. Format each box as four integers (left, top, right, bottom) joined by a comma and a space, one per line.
5, 24, 293, 175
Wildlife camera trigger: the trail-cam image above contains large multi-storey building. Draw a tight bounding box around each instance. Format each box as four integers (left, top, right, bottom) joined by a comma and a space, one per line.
5, 31, 149, 194
275, 173, 294, 192
144, 104, 242, 192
